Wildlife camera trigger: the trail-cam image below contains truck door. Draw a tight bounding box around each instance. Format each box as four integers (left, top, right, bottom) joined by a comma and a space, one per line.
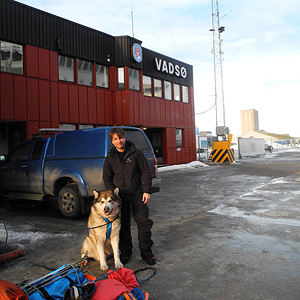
1, 140, 34, 192
27, 139, 46, 194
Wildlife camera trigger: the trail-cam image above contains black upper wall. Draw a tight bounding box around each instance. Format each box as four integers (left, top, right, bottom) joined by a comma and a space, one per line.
0, 0, 115, 65
143, 48, 193, 86
1, 0, 193, 86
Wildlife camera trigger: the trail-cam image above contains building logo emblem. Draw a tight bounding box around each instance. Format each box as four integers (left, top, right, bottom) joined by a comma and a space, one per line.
133, 43, 142, 63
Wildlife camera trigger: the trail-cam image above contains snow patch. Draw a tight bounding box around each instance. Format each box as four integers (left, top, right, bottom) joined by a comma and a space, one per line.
158, 161, 209, 173
209, 204, 300, 227
0, 229, 72, 247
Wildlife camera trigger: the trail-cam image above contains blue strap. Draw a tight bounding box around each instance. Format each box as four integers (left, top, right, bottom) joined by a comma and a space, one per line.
102, 217, 111, 239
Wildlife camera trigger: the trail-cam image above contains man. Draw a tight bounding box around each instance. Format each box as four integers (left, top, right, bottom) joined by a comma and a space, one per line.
103, 127, 156, 265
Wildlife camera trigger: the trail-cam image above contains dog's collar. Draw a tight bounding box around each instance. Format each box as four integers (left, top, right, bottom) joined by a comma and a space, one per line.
102, 217, 112, 239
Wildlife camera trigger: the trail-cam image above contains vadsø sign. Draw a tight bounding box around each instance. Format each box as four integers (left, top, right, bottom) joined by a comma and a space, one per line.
155, 57, 187, 78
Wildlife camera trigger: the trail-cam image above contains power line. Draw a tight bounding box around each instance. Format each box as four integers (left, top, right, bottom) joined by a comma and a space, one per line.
195, 103, 216, 115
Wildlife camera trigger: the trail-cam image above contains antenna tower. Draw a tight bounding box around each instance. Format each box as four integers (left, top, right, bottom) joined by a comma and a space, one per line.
210, 0, 227, 138
131, 10, 135, 37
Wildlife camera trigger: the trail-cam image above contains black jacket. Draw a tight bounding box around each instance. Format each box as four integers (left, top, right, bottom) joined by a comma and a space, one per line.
103, 140, 152, 195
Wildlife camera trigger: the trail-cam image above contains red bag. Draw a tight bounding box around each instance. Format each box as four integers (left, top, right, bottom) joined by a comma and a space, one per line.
92, 279, 129, 300
91, 267, 152, 300
107, 268, 139, 290
91, 268, 139, 300
0, 279, 28, 300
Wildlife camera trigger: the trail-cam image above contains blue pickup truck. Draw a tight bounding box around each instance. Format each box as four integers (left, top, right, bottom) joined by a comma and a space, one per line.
0, 127, 160, 218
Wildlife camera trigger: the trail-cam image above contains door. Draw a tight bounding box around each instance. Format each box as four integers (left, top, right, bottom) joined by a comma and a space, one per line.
152, 132, 163, 164
27, 139, 46, 194
1, 141, 34, 192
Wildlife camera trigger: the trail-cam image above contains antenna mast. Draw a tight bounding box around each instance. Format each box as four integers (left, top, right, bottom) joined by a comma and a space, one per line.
131, 10, 135, 37
210, 0, 227, 138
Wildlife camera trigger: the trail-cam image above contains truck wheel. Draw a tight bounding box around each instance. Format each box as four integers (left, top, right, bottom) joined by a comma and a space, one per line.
58, 185, 82, 218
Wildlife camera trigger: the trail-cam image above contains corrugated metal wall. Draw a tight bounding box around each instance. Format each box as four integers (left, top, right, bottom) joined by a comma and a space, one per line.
0, 0, 115, 65
114, 36, 143, 68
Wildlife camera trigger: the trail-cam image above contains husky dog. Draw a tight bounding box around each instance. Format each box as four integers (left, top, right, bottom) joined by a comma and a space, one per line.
81, 188, 123, 270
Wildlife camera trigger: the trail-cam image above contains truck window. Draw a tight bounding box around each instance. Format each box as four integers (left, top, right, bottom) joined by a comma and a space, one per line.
32, 140, 45, 160
124, 129, 151, 151
8, 142, 33, 162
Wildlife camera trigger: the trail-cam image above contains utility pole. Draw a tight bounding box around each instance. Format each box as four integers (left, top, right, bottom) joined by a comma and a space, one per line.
209, 0, 234, 163
209, 0, 228, 140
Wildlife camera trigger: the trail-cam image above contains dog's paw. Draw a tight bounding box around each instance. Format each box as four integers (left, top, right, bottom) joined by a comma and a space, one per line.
115, 261, 123, 269
100, 264, 108, 271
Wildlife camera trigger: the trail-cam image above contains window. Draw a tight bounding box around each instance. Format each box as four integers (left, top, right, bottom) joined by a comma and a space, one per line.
164, 81, 172, 100
8, 141, 33, 162
78, 59, 93, 86
176, 129, 183, 147
32, 140, 45, 160
129, 68, 140, 91
154, 79, 162, 98
118, 67, 125, 90
79, 124, 94, 129
59, 124, 76, 131
143, 76, 152, 96
182, 86, 189, 103
0, 41, 23, 74
124, 129, 151, 151
174, 84, 181, 101
96, 64, 109, 88
58, 55, 74, 82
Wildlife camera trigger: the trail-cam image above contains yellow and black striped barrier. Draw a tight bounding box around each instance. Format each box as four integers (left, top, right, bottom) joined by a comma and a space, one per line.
211, 148, 234, 163
209, 134, 235, 164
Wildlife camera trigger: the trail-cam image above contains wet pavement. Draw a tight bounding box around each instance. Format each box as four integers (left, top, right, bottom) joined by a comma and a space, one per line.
1, 149, 300, 299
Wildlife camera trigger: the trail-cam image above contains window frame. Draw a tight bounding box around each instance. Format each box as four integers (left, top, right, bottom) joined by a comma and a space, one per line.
176, 129, 183, 147
58, 55, 75, 83
96, 64, 109, 88
0, 40, 23, 75
174, 84, 181, 101
129, 68, 140, 91
118, 67, 125, 90
77, 59, 93, 86
164, 80, 172, 100
154, 78, 162, 98
143, 75, 152, 96
182, 86, 189, 103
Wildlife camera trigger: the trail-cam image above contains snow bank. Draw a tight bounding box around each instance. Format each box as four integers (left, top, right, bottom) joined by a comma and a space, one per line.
158, 161, 209, 173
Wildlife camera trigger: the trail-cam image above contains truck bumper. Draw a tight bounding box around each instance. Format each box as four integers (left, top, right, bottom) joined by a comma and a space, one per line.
151, 177, 161, 193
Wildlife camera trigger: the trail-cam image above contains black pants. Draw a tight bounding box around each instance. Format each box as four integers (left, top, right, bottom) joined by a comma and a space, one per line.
119, 193, 153, 259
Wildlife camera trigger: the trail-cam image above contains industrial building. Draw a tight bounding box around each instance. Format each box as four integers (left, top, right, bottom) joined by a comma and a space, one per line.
240, 109, 259, 135
233, 109, 297, 147
0, 0, 196, 165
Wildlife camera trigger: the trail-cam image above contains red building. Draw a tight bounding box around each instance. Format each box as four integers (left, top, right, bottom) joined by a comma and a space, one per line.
0, 0, 196, 165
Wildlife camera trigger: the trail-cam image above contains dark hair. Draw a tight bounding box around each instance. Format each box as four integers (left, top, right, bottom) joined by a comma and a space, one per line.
109, 127, 126, 140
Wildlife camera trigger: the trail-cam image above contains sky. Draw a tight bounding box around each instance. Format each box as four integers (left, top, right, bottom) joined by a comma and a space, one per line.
16, 0, 300, 137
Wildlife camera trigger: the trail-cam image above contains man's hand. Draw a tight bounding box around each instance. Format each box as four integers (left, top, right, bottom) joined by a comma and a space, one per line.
142, 193, 151, 204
